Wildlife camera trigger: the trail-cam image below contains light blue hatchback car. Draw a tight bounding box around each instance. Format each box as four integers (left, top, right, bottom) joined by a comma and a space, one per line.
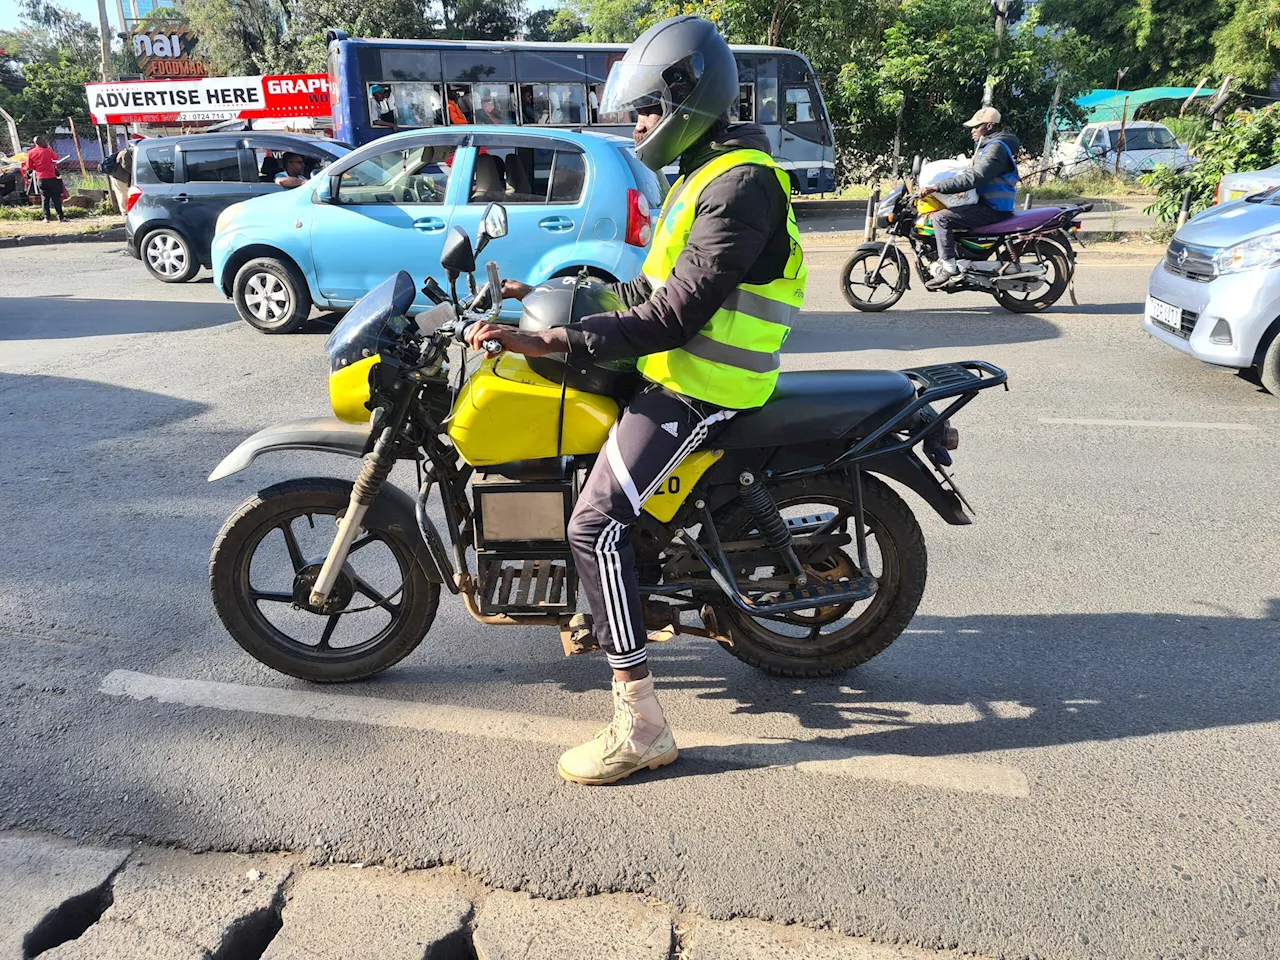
211, 127, 665, 332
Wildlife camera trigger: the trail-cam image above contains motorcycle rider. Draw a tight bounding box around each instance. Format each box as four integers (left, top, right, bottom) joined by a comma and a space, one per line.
919, 106, 1020, 288
465, 15, 806, 785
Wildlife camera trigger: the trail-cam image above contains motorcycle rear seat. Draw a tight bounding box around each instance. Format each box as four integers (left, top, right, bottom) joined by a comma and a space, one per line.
965, 207, 1065, 235
714, 370, 917, 449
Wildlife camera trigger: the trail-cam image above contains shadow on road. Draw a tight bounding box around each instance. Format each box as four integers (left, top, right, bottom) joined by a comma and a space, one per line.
0, 296, 237, 340
788, 308, 1061, 353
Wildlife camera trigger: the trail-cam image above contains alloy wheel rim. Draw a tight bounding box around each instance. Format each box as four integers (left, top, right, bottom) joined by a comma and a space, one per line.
146, 234, 187, 276
244, 273, 291, 323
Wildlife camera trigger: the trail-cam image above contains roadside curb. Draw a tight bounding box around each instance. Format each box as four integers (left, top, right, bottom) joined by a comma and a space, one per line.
1, 830, 983, 960
0, 227, 126, 249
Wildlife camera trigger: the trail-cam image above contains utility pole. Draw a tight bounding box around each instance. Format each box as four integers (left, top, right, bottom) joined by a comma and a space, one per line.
95, 0, 112, 81
983, 0, 1009, 107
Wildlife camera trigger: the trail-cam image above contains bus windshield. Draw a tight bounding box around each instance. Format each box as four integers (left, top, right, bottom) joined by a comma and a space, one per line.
327, 35, 835, 193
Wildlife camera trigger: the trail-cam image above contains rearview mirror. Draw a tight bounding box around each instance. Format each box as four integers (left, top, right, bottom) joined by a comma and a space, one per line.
910, 155, 922, 178
440, 226, 476, 279
479, 202, 509, 241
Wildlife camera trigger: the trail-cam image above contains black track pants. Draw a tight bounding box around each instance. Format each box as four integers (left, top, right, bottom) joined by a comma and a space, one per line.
568, 382, 734, 670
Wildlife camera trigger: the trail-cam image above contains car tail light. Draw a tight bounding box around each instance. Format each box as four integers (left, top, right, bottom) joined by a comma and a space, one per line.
125, 185, 143, 213
625, 188, 651, 247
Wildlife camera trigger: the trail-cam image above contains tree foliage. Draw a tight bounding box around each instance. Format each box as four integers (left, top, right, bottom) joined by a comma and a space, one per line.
838, 0, 1099, 175
0, 0, 103, 143
524, 7, 585, 41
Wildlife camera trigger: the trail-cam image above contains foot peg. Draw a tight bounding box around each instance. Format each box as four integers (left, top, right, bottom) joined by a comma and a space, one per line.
559, 612, 599, 656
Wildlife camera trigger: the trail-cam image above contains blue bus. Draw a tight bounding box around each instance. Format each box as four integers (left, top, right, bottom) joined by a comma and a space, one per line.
324, 32, 835, 193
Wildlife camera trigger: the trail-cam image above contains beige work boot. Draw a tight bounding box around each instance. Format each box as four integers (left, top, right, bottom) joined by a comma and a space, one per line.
557, 675, 678, 785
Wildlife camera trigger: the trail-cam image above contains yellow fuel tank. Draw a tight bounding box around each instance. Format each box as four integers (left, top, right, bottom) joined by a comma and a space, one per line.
448, 354, 620, 467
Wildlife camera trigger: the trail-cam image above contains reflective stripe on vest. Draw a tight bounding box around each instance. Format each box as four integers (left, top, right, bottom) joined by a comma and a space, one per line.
976, 139, 1020, 213
636, 148, 807, 409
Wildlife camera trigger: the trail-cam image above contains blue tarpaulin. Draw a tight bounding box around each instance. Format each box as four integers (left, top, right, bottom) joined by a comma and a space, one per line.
1075, 87, 1215, 125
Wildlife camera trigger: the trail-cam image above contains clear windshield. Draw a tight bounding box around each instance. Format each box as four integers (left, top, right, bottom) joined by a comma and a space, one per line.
325, 274, 415, 371
1122, 127, 1178, 150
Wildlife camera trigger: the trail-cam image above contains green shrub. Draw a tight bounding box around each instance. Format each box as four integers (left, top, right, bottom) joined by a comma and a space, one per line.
1141, 108, 1280, 223
0, 205, 94, 221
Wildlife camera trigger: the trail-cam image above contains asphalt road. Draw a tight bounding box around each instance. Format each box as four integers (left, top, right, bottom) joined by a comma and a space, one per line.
1, 244, 1278, 960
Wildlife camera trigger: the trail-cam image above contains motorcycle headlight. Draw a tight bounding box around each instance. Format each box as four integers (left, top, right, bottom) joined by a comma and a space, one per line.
328, 354, 380, 424
1213, 232, 1280, 275
215, 201, 245, 237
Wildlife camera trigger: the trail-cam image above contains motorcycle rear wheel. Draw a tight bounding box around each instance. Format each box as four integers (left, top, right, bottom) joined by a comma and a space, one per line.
840, 247, 910, 312
992, 239, 1071, 313
210, 478, 439, 682
710, 475, 927, 677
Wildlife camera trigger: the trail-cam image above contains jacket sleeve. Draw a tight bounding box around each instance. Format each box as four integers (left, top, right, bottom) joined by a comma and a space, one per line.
608, 275, 654, 309
934, 141, 1010, 194
565, 164, 786, 363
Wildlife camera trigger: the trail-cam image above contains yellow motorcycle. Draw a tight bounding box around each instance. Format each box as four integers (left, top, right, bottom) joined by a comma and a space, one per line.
208, 204, 1006, 682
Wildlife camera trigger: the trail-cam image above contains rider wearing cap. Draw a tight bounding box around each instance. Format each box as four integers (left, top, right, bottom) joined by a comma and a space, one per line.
920, 106, 1021, 288
465, 15, 807, 786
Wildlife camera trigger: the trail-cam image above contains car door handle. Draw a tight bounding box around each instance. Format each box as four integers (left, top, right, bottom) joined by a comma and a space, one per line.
412, 216, 446, 233
782, 135, 795, 142
174, 193, 189, 203
539, 216, 575, 233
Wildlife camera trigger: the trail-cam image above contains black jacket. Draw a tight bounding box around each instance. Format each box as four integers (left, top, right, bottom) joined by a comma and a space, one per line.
565, 122, 792, 364
934, 130, 1021, 195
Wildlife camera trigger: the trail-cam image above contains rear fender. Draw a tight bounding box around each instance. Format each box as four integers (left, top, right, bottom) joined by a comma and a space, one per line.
862, 450, 971, 525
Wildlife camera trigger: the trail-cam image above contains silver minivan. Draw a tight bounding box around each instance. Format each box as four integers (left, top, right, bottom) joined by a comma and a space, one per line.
1143, 190, 1280, 394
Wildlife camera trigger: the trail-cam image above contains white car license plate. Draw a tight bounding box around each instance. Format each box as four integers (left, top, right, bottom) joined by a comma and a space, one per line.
1147, 296, 1182, 330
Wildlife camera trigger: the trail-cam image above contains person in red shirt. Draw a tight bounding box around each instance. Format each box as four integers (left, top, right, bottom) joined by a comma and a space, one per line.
23, 136, 66, 223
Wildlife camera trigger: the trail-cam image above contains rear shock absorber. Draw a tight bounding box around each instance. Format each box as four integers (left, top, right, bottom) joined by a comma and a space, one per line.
738, 471, 807, 586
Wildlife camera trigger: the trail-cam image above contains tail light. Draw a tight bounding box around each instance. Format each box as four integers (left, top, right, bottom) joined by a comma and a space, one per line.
625, 188, 651, 247
125, 185, 143, 213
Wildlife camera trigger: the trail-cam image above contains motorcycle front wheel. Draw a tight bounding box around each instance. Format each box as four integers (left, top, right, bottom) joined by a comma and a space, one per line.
839, 246, 910, 312
710, 475, 927, 678
210, 478, 439, 682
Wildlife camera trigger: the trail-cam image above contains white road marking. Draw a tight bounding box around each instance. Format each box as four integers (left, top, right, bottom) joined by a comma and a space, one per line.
99, 670, 1030, 798
1039, 417, 1260, 431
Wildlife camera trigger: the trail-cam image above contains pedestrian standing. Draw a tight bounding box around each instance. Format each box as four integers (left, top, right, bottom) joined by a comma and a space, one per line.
23, 136, 66, 223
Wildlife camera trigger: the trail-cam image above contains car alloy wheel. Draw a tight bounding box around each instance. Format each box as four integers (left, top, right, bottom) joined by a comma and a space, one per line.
243, 272, 292, 324
145, 232, 188, 278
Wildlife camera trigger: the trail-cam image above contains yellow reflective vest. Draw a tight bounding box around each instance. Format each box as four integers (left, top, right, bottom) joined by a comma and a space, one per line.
637, 148, 806, 409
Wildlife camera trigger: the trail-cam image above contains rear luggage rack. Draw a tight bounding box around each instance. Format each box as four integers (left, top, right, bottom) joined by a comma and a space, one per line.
775, 361, 1007, 480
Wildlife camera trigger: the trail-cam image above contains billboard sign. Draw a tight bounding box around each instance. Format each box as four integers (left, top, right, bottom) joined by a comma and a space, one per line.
86, 74, 332, 125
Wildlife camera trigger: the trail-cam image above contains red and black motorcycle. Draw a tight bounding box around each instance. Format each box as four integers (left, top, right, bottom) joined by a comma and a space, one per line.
840, 161, 1090, 314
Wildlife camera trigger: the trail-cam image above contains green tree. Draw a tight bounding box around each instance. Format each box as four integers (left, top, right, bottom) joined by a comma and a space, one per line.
443, 0, 524, 40
551, 0, 652, 41
525, 6, 585, 41
287, 0, 439, 72
838, 0, 1098, 174
178, 0, 299, 76
1211, 0, 1280, 90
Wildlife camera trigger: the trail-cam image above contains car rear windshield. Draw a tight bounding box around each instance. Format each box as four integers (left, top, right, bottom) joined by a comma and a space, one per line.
136, 144, 175, 184
619, 145, 667, 207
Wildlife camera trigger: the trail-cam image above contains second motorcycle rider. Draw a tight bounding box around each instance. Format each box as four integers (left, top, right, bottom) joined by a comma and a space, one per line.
465, 14, 807, 786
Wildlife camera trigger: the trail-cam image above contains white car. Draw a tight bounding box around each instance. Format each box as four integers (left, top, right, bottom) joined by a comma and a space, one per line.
1216, 164, 1280, 204
1054, 121, 1195, 178
1143, 191, 1280, 394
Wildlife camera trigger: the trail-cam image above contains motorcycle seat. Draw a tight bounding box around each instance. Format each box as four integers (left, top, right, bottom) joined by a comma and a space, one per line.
962, 207, 1065, 236
714, 370, 917, 449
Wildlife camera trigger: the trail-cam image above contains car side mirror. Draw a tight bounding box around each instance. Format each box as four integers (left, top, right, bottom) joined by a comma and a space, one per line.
327, 173, 340, 204
480, 202, 508, 240
440, 225, 476, 280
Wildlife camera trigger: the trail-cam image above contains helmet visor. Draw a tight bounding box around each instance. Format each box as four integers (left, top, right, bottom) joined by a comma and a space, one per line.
600, 53, 705, 116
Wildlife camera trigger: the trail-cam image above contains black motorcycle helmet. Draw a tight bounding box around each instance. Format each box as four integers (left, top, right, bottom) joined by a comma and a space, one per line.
599, 15, 738, 172
519, 276, 638, 397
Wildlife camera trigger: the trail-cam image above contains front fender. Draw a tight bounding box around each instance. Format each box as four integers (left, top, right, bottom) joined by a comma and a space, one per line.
208, 417, 373, 482
863, 450, 970, 525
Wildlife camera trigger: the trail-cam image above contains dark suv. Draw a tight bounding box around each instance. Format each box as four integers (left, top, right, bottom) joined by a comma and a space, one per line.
126, 133, 349, 283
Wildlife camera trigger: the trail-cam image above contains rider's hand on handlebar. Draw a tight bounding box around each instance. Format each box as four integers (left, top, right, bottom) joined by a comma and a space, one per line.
918, 184, 938, 197
501, 280, 534, 302
463, 322, 565, 358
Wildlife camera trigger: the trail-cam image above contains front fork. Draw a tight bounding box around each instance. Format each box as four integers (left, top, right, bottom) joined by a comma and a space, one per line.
308, 424, 397, 607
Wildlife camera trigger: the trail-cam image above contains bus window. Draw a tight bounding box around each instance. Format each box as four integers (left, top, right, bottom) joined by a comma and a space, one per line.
380, 49, 442, 82
475, 85, 518, 124
520, 83, 585, 124
737, 84, 755, 122
785, 88, 813, 123
444, 51, 515, 83
371, 82, 445, 128
756, 58, 779, 125
516, 51, 585, 82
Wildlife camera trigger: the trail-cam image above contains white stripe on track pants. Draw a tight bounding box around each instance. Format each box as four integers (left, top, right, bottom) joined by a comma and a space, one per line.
567, 382, 734, 670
